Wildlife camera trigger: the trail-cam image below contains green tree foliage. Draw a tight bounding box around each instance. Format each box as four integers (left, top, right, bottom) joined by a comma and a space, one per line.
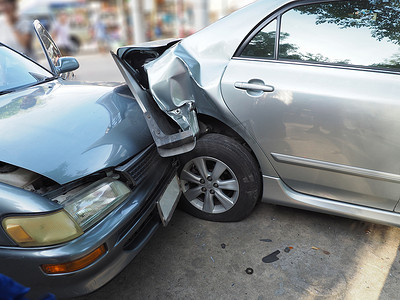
242, 31, 302, 59
241, 31, 276, 58
295, 0, 400, 44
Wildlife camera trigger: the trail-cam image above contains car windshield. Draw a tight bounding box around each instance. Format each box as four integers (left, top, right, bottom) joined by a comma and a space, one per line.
0, 45, 54, 95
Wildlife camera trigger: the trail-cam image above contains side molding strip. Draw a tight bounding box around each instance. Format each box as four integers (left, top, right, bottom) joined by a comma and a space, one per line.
261, 175, 400, 226
271, 153, 400, 184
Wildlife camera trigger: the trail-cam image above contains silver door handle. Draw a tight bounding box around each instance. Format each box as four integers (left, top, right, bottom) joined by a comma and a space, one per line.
234, 82, 274, 92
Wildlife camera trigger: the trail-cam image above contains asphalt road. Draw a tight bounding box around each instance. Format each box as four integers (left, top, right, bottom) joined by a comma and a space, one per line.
73, 53, 400, 300
77, 204, 400, 300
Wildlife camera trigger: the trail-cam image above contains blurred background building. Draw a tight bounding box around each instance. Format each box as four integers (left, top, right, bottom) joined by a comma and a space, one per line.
15, 0, 255, 54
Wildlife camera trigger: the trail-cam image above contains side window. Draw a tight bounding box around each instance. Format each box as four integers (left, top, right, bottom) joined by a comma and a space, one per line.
279, 0, 400, 70
241, 19, 277, 59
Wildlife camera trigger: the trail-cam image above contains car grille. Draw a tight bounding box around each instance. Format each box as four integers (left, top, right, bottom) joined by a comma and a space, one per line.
116, 144, 162, 186
116, 151, 176, 248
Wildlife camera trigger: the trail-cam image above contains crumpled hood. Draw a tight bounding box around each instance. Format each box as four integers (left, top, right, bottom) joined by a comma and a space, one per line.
0, 79, 152, 184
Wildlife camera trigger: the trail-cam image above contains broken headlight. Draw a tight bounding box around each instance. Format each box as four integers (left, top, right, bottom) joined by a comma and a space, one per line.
62, 178, 131, 231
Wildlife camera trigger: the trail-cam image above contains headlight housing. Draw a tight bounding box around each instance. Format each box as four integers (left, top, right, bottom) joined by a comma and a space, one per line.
2, 178, 130, 247
2, 210, 83, 247
62, 178, 131, 231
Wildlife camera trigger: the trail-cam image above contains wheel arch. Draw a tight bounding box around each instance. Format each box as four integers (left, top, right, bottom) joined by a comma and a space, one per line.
196, 113, 278, 179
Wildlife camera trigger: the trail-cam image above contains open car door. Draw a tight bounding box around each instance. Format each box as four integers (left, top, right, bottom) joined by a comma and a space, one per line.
111, 43, 199, 158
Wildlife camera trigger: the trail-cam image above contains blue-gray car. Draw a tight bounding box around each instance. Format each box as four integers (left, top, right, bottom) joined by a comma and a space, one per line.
0, 22, 181, 298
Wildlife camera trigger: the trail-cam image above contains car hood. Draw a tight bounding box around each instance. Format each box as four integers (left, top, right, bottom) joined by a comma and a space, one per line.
0, 79, 152, 184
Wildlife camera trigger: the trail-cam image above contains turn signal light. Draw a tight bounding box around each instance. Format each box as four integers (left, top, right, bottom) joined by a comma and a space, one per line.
5, 225, 33, 243
41, 244, 106, 274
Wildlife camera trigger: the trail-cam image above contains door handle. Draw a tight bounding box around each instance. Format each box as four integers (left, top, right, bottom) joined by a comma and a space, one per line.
234, 81, 274, 93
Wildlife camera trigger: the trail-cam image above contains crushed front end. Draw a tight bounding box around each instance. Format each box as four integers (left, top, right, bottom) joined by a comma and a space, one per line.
0, 144, 180, 298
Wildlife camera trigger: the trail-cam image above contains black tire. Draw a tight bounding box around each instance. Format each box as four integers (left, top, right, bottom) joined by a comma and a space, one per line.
179, 133, 261, 222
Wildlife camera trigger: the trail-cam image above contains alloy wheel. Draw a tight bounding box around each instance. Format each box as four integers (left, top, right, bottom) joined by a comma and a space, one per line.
180, 156, 239, 214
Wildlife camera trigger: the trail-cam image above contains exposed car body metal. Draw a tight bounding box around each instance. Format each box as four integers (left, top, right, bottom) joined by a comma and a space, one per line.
112, 50, 198, 157
116, 0, 400, 227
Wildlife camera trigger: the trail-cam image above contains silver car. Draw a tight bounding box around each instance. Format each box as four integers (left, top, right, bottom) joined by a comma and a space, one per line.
115, 0, 400, 226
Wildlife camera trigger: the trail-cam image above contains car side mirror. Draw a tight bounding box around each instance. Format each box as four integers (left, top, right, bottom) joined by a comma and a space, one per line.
56, 57, 79, 74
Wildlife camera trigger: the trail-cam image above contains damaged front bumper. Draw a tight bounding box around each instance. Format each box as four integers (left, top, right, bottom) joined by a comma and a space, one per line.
0, 145, 179, 298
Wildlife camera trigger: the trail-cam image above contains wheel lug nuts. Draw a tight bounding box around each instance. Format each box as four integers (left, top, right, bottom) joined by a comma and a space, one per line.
210, 190, 215, 194
200, 179, 205, 184
213, 183, 218, 188
207, 176, 212, 181
201, 187, 207, 192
